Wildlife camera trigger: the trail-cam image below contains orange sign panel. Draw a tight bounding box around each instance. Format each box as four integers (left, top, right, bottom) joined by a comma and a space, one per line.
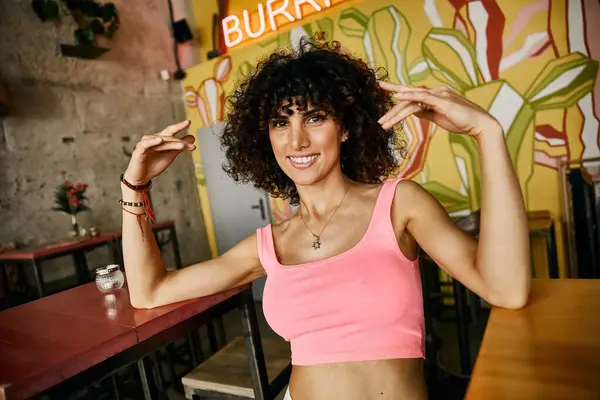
222, 0, 348, 48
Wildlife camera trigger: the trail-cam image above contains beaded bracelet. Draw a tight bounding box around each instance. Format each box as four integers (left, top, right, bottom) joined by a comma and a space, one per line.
120, 174, 152, 191
120, 174, 155, 238
119, 199, 145, 207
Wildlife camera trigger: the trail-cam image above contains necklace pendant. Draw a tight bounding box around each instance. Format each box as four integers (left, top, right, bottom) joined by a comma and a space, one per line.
312, 236, 322, 250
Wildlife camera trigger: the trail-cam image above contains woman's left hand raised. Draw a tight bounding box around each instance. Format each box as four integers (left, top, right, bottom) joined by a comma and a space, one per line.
377, 82, 502, 139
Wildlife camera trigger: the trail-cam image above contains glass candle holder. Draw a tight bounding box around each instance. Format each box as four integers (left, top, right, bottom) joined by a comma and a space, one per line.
95, 264, 125, 293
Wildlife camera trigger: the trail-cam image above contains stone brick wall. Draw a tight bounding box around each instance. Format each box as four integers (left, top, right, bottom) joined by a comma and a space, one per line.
0, 0, 211, 282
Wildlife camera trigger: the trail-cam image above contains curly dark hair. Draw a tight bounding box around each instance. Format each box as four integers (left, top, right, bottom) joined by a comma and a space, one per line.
221, 37, 404, 205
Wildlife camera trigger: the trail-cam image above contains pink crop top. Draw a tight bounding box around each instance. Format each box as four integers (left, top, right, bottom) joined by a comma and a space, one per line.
256, 178, 425, 366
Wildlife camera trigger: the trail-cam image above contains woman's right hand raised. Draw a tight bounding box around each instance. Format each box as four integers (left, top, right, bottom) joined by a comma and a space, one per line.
123, 120, 195, 185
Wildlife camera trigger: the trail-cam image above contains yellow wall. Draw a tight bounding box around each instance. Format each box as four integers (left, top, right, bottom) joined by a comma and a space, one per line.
183, 0, 599, 274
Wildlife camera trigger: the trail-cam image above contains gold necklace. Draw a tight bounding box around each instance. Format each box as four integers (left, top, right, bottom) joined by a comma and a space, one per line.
299, 187, 350, 250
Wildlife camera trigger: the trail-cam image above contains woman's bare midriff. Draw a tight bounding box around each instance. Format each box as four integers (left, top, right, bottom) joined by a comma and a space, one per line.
288, 358, 427, 400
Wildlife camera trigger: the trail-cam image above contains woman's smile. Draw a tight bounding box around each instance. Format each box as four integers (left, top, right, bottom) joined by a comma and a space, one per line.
287, 154, 320, 169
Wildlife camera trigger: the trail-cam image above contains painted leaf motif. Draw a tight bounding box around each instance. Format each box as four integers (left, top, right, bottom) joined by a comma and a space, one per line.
315, 17, 334, 40
503, 0, 548, 50
423, 0, 443, 28
301, 23, 314, 38
394, 116, 436, 179
465, 0, 505, 82
214, 55, 232, 83
364, 6, 412, 84
261, 18, 335, 51
499, 32, 551, 73
198, 79, 222, 124
184, 86, 209, 127
534, 124, 567, 168
237, 61, 254, 79
422, 181, 471, 214
524, 52, 599, 110
290, 26, 311, 50
422, 27, 480, 91
515, 118, 536, 205
579, 93, 600, 160
464, 82, 534, 207
338, 8, 369, 38
408, 57, 430, 82
449, 134, 481, 208
258, 32, 291, 49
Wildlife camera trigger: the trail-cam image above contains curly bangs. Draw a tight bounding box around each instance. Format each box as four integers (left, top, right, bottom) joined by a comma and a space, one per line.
221, 37, 404, 205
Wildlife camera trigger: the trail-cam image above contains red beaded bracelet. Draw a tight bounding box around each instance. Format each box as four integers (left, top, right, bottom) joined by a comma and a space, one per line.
120, 174, 155, 235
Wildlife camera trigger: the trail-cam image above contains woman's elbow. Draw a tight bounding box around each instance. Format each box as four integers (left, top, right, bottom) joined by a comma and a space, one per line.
496, 294, 529, 309
130, 297, 152, 310
488, 286, 530, 310
129, 292, 160, 309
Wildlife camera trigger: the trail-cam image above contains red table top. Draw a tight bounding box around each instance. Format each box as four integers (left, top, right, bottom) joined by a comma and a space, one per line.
0, 220, 174, 261
0, 282, 248, 399
0, 233, 116, 260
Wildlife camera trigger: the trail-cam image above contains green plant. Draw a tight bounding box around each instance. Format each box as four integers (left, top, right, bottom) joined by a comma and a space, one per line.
53, 170, 91, 215
32, 0, 119, 47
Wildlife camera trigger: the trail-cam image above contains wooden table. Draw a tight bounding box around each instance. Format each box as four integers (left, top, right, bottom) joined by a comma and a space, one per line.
0, 282, 270, 400
0, 233, 117, 303
466, 279, 600, 399
0, 220, 180, 307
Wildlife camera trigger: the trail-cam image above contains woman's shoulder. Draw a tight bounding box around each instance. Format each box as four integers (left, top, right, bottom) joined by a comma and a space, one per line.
387, 177, 426, 194
390, 178, 444, 218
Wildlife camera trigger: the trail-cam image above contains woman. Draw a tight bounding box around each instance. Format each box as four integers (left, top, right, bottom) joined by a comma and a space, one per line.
120, 39, 530, 400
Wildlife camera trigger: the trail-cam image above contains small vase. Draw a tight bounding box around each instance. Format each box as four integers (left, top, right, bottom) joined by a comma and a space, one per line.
70, 213, 80, 237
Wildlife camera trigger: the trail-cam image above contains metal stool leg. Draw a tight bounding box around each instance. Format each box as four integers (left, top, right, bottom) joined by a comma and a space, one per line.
189, 329, 203, 366
207, 321, 219, 353
547, 225, 559, 278
137, 358, 158, 400
163, 345, 179, 388
149, 353, 168, 400
238, 289, 270, 400
216, 315, 227, 344
453, 279, 471, 375
72, 251, 91, 284
31, 260, 46, 298
0, 263, 11, 308
110, 374, 121, 400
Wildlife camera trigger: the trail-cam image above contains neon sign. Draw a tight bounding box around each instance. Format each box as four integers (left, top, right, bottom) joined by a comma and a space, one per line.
222, 0, 347, 48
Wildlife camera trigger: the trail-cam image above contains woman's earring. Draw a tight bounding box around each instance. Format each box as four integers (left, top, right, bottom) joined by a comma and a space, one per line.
342, 132, 349, 142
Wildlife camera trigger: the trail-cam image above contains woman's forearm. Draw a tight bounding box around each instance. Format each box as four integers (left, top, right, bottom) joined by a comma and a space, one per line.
121, 183, 168, 308
476, 125, 530, 308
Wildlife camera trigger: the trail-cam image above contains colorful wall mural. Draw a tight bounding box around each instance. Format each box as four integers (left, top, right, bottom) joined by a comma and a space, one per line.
183, 0, 599, 276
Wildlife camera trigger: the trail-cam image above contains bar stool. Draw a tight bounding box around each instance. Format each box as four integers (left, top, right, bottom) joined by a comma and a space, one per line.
420, 211, 482, 381
181, 336, 291, 399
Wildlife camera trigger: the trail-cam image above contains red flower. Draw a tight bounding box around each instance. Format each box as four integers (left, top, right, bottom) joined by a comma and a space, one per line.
64, 180, 72, 187
59, 170, 67, 176
82, 183, 89, 189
